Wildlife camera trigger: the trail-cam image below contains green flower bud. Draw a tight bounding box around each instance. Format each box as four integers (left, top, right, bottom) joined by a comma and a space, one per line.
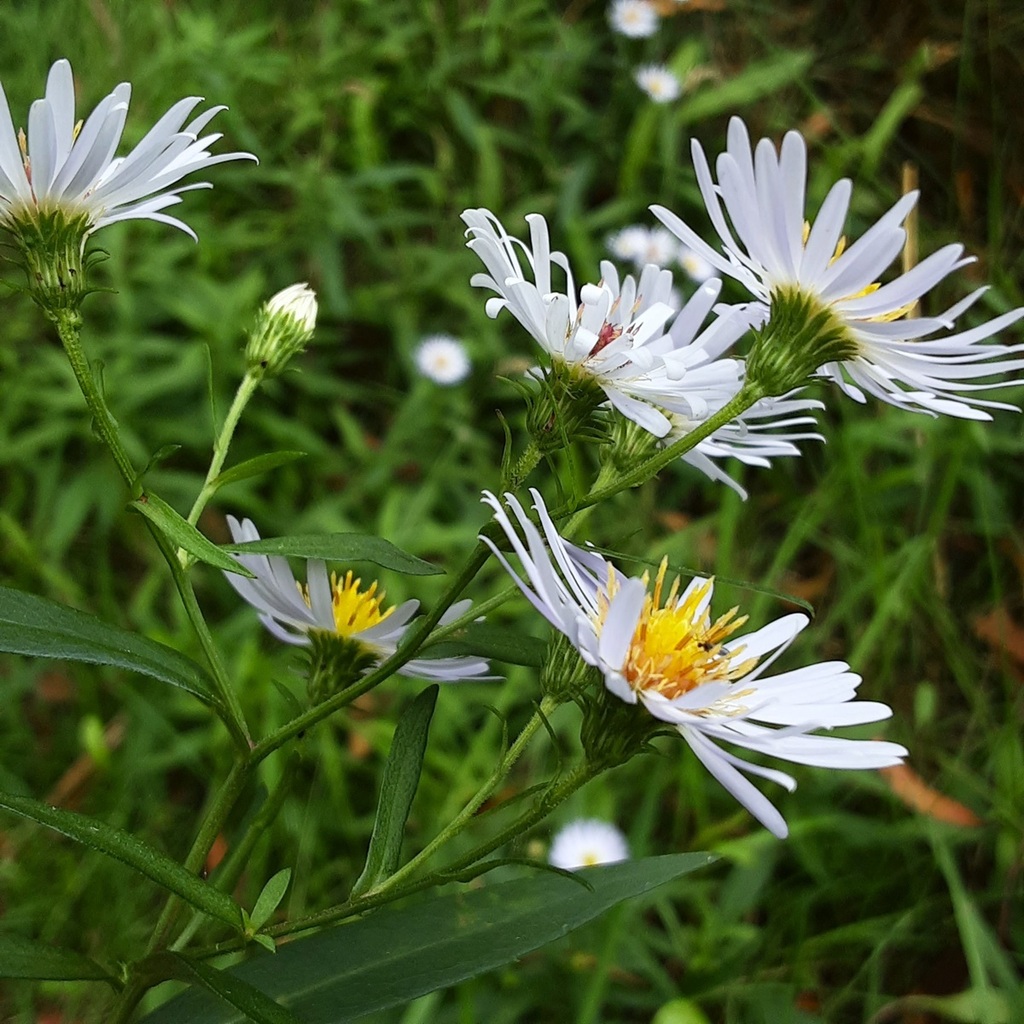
245, 283, 318, 377
526, 359, 607, 455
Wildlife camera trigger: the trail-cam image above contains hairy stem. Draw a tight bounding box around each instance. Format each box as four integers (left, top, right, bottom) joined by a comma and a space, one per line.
185, 368, 264, 529
52, 311, 251, 749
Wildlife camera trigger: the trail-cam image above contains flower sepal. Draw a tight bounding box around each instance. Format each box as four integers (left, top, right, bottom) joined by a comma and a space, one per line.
526, 359, 608, 455
6, 207, 100, 315
305, 629, 378, 705
580, 684, 660, 772
539, 632, 601, 704
745, 287, 860, 397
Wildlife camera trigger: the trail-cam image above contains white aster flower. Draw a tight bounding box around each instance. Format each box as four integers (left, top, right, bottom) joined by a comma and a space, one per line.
608, 225, 680, 270
606, 224, 650, 264
652, 117, 1024, 418
549, 819, 630, 869
609, 0, 660, 38
678, 245, 715, 283
481, 490, 907, 838
0, 58, 255, 240
414, 334, 471, 385
224, 516, 490, 683
635, 65, 682, 104
463, 208, 747, 438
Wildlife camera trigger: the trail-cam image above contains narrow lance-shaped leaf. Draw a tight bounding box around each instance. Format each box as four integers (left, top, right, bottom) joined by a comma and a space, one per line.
224, 535, 442, 576
423, 624, 547, 668
350, 684, 439, 898
142, 853, 715, 1024
212, 451, 307, 490
0, 792, 244, 931
144, 953, 303, 1024
249, 869, 292, 932
130, 492, 255, 577
0, 587, 218, 707
0, 934, 115, 983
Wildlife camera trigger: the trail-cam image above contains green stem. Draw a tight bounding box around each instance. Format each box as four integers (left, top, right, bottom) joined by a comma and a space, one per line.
258, 759, 593, 943
248, 541, 493, 765
52, 311, 251, 749
552, 382, 766, 522
438, 759, 594, 877
186, 369, 264, 529
108, 975, 150, 1024
364, 695, 561, 896
172, 754, 298, 952
146, 760, 253, 955
54, 309, 137, 486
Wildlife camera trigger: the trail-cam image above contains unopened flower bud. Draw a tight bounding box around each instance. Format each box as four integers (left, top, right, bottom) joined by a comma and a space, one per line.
245, 283, 318, 376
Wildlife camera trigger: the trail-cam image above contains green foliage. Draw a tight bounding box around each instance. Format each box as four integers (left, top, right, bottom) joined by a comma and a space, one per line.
351, 685, 439, 897
0, 0, 1021, 1022
0, 792, 245, 931
142, 855, 713, 1024
0, 586, 218, 707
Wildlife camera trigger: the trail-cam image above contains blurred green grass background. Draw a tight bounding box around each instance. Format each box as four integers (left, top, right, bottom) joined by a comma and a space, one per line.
0, 0, 1022, 1021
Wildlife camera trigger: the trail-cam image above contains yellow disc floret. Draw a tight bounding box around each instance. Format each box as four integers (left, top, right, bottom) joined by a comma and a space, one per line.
300, 571, 393, 637
597, 559, 759, 700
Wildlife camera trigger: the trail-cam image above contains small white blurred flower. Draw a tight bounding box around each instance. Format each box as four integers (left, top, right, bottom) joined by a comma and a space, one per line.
678, 246, 715, 283
635, 65, 682, 104
414, 334, 471, 385
607, 225, 679, 269
550, 819, 630, 869
607, 225, 649, 263
609, 0, 659, 38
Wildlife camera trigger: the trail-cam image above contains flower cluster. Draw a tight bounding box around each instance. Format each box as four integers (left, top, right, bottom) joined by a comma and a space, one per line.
463, 206, 822, 494
607, 224, 715, 284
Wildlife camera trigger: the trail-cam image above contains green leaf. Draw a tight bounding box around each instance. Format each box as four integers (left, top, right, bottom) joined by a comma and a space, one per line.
224, 535, 441, 576
425, 624, 546, 668
0, 792, 244, 931
141, 853, 713, 1024
0, 933, 114, 982
212, 452, 307, 490
675, 52, 813, 124
146, 952, 303, 1024
350, 685, 438, 898
0, 586, 219, 707
250, 869, 292, 932
130, 493, 255, 577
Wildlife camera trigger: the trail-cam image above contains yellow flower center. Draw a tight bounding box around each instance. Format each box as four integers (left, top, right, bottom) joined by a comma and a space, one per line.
802, 223, 916, 322
596, 559, 758, 701
300, 571, 393, 637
